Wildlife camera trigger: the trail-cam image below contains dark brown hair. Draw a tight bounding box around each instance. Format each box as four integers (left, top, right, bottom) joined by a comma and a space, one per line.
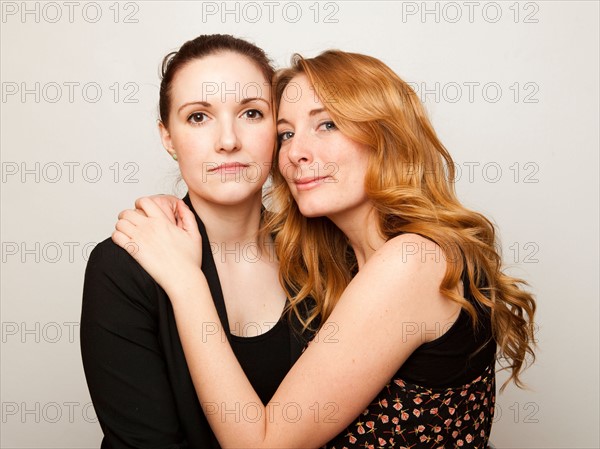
158, 34, 274, 127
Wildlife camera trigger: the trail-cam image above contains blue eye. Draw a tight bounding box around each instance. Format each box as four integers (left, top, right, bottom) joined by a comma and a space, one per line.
278, 131, 294, 143
320, 121, 337, 131
243, 109, 264, 120
188, 112, 207, 124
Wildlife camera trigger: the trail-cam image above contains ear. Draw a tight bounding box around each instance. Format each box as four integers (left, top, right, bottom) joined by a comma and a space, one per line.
158, 121, 176, 159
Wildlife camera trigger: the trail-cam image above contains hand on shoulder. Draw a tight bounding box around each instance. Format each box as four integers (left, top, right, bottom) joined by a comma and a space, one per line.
112, 196, 202, 290
134, 194, 181, 224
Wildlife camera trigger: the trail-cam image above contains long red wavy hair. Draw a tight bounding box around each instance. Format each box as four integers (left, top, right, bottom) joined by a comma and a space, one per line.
264, 50, 536, 389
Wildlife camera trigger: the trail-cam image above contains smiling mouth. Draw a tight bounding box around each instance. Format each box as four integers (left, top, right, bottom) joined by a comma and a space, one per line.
294, 176, 331, 191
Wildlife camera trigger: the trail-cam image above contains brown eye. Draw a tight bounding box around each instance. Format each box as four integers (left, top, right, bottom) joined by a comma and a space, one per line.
243, 109, 263, 120
188, 112, 207, 124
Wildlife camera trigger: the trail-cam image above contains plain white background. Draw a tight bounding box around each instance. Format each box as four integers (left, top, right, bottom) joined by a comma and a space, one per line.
1, 1, 598, 447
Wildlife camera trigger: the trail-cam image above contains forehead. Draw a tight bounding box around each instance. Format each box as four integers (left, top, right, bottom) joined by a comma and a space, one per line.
170, 52, 271, 104
278, 74, 323, 115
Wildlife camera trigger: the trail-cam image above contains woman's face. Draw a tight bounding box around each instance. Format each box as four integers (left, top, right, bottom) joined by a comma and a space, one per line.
277, 74, 371, 220
160, 51, 274, 206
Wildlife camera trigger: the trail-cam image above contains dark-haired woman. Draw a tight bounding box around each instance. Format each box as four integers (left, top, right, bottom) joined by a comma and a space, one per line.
80, 35, 312, 448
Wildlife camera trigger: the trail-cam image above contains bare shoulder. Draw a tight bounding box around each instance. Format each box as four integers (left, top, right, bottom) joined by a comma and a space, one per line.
346, 233, 450, 313
356, 233, 460, 344
366, 233, 448, 282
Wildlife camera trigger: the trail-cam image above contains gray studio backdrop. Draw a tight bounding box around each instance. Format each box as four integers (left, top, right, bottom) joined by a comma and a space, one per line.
1, 1, 598, 447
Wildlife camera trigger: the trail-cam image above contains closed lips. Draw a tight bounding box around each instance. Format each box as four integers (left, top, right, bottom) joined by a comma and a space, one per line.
295, 176, 330, 184
209, 162, 249, 171
293, 176, 333, 191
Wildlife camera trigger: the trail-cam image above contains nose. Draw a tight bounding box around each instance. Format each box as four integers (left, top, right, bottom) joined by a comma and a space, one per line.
216, 119, 241, 153
285, 131, 313, 166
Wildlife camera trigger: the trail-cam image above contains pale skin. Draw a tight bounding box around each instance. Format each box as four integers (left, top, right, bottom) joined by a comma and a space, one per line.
127, 50, 287, 336
114, 74, 463, 448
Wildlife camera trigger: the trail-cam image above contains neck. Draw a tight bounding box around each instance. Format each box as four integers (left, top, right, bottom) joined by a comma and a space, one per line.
327, 203, 385, 269
188, 191, 263, 247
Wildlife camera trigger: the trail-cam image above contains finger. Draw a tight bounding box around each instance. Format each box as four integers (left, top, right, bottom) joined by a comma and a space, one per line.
112, 230, 140, 258
152, 197, 177, 224
118, 209, 146, 225
134, 196, 154, 211
173, 199, 188, 229
117, 208, 133, 219
135, 196, 171, 220
149, 194, 180, 225
115, 218, 138, 239
135, 195, 178, 223
176, 200, 200, 236
111, 229, 127, 248
149, 194, 179, 208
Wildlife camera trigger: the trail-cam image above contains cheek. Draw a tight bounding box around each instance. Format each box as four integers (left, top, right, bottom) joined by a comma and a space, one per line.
171, 129, 212, 157
253, 136, 275, 180
258, 134, 276, 161
243, 124, 275, 155
277, 150, 286, 173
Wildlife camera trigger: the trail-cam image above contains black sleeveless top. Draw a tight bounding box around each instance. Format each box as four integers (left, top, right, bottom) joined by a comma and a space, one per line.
324, 271, 497, 448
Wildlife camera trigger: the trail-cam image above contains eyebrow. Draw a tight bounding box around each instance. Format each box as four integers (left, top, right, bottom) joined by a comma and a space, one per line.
178, 101, 210, 114
241, 97, 271, 108
177, 97, 270, 114
277, 108, 326, 126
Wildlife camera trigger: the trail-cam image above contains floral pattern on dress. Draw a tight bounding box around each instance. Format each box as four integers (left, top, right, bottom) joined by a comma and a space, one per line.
324, 364, 495, 449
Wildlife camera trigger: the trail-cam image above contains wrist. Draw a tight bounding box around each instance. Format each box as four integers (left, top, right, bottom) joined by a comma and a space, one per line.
162, 266, 207, 299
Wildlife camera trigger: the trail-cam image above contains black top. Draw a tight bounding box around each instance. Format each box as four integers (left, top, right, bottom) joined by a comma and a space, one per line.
397, 273, 496, 388
80, 195, 309, 448
325, 269, 497, 448
230, 320, 291, 404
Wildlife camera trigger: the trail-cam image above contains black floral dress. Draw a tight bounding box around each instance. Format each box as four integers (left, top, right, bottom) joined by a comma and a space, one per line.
324, 272, 497, 449
324, 364, 495, 448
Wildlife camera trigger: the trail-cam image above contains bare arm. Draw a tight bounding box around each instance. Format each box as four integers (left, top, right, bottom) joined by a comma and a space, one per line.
113, 200, 460, 448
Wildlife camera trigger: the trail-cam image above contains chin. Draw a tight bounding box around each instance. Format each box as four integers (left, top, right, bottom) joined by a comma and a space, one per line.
296, 202, 329, 219
202, 184, 263, 206
212, 196, 259, 207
